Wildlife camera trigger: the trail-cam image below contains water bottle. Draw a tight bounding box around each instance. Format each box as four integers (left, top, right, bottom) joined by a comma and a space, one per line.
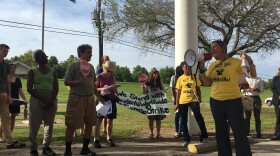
24, 105, 28, 120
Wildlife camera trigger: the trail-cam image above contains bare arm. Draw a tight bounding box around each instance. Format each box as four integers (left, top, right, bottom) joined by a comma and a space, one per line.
64, 77, 86, 87
111, 74, 118, 93
170, 87, 176, 103
240, 52, 256, 78
27, 70, 46, 102
52, 70, 59, 100
95, 74, 109, 92
6, 74, 11, 104
200, 73, 212, 87
199, 62, 212, 86
18, 88, 26, 101
196, 86, 202, 103
93, 74, 105, 104
174, 89, 181, 110
141, 84, 148, 94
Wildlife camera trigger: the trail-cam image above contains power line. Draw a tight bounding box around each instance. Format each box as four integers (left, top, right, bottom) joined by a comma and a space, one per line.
0, 19, 98, 36
0, 20, 274, 77
257, 73, 273, 77
0, 19, 174, 58
0, 23, 98, 38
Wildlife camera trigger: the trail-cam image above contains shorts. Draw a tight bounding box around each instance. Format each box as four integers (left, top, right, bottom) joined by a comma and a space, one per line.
9, 105, 20, 114
147, 115, 166, 121
65, 94, 97, 129
97, 96, 117, 119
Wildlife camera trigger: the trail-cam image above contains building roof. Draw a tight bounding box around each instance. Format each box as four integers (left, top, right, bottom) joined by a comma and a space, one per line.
11, 61, 32, 75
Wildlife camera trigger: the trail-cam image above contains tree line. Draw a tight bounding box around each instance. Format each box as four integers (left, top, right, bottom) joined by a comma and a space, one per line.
7, 50, 175, 84
7, 50, 274, 89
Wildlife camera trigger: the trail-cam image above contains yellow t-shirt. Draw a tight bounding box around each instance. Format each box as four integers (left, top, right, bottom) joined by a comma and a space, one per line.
176, 74, 202, 104
205, 57, 244, 100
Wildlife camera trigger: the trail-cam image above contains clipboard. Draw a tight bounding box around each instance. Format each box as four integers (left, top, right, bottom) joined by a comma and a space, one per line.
10, 99, 27, 106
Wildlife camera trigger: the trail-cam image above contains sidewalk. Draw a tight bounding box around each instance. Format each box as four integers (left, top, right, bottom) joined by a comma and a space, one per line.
0, 136, 279, 156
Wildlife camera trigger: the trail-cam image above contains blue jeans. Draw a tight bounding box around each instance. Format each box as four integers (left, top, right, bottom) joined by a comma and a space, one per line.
210, 97, 252, 156
174, 111, 183, 133
179, 102, 208, 142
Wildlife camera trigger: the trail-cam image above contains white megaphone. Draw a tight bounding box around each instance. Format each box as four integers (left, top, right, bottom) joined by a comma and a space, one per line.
184, 49, 212, 67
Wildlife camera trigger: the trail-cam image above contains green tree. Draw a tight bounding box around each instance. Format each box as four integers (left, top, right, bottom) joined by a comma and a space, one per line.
9, 50, 36, 67
264, 79, 273, 90
132, 65, 148, 82
159, 66, 174, 84
54, 64, 66, 78
62, 55, 78, 65
56, 55, 78, 78
105, 0, 280, 55
115, 65, 132, 82
48, 56, 59, 68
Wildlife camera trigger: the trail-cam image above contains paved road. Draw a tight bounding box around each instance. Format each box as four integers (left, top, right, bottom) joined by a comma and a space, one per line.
0, 136, 279, 156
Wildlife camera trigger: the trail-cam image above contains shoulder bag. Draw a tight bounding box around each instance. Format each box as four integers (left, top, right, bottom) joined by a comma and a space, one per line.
241, 90, 254, 111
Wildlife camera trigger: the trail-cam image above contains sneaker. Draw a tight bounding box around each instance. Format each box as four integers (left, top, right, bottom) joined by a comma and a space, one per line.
148, 134, 154, 139
43, 147, 56, 156
73, 131, 77, 137
270, 136, 280, 140
0, 137, 5, 143
64, 151, 72, 156
156, 134, 163, 139
94, 140, 102, 148
200, 138, 209, 143
256, 134, 263, 139
80, 148, 96, 156
30, 150, 39, 156
7, 140, 26, 149
183, 141, 190, 147
107, 139, 116, 147
174, 133, 180, 138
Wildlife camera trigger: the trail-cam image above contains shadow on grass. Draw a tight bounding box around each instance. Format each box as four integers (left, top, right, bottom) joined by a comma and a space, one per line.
56, 111, 66, 116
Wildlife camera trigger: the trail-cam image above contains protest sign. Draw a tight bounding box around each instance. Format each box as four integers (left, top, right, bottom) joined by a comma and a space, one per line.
96, 100, 112, 116
116, 90, 169, 115
138, 74, 148, 84
80, 60, 90, 77
101, 84, 121, 96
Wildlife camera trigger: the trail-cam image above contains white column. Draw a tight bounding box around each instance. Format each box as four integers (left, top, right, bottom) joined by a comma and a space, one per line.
175, 0, 200, 135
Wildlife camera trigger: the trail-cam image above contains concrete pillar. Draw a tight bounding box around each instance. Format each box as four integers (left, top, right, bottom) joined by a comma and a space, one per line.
175, 0, 200, 135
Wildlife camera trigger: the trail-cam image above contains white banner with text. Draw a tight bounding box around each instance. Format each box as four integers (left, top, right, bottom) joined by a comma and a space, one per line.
116, 90, 170, 115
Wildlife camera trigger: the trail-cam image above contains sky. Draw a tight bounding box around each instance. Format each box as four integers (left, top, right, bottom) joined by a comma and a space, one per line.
0, 0, 279, 81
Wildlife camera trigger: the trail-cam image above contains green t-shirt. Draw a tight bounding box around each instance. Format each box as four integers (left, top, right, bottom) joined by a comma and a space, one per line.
33, 67, 54, 93
64, 61, 95, 96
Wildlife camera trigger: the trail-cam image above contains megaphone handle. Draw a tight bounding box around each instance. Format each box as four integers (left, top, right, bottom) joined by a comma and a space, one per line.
195, 61, 200, 75
193, 91, 200, 103
190, 67, 194, 79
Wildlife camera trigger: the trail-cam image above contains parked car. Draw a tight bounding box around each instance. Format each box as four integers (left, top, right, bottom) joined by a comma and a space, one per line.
264, 97, 272, 106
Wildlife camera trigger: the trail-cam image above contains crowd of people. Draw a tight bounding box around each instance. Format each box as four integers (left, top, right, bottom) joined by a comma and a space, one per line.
0, 41, 279, 156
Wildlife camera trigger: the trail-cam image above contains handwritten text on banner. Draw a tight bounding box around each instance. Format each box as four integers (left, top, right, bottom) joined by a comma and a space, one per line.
116, 90, 169, 115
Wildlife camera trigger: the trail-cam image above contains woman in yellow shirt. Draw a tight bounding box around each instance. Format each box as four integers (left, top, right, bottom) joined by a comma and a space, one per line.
200, 40, 252, 156
175, 62, 208, 147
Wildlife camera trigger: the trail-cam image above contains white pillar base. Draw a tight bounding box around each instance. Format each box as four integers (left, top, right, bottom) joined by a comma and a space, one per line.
188, 108, 200, 135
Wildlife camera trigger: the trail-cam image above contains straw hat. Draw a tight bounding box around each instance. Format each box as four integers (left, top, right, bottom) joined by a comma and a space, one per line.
102, 60, 116, 71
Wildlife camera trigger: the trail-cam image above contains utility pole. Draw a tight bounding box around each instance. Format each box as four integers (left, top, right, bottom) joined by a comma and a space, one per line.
42, 0, 45, 51
97, 0, 103, 67
92, 0, 105, 67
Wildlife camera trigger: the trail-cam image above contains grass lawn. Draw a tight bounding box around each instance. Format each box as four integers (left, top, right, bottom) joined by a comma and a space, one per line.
12, 79, 276, 145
